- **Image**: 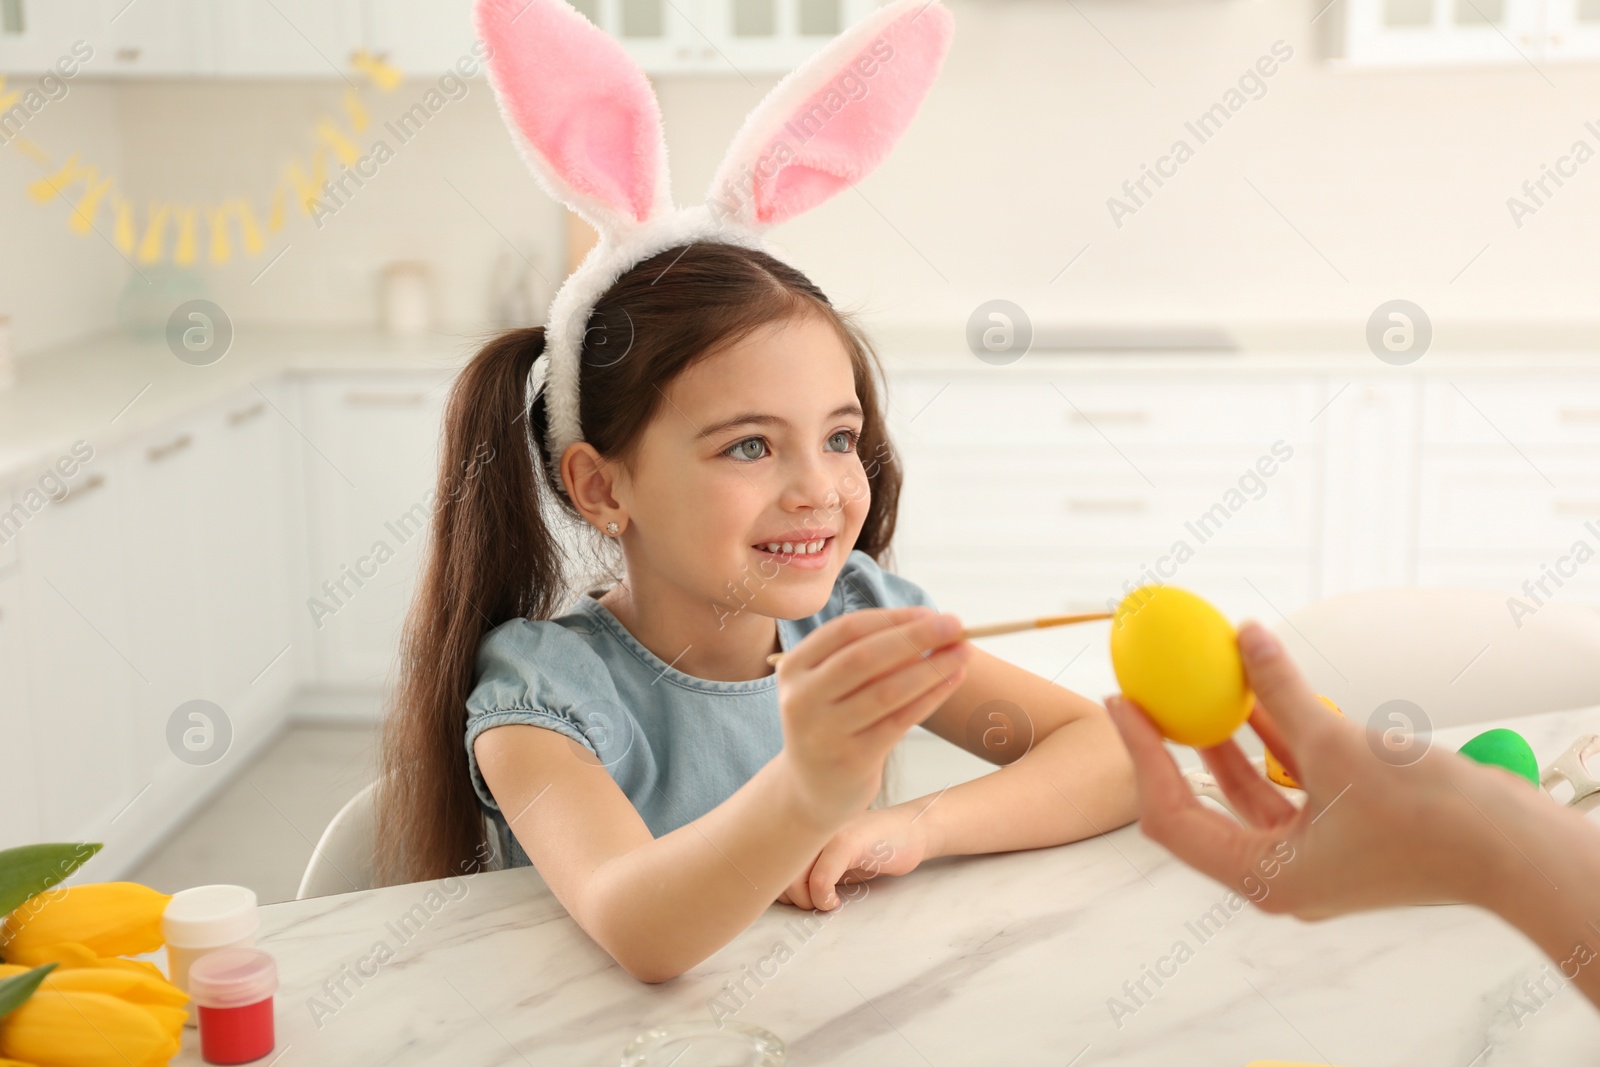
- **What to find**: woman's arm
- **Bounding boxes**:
[476,724,836,983]
[1107,620,1600,1010]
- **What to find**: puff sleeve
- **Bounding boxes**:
[462,617,633,813]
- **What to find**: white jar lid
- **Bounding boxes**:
[189,947,277,1008]
[162,884,260,948]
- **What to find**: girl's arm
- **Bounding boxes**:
[773,647,1138,911]
[474,605,974,983]
[904,647,1139,858]
[475,724,835,983]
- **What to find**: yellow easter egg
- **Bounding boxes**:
[1264,695,1343,788]
[1110,585,1253,748]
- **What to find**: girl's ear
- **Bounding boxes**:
[707,0,954,230]
[475,0,672,236]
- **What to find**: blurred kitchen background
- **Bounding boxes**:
[3,0,1600,903]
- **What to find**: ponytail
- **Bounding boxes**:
[374,327,570,884]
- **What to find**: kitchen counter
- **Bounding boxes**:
[7,321,1600,484]
[169,704,1600,1066]
[0,326,472,481]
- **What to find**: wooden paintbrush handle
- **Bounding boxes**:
[765,609,1113,667]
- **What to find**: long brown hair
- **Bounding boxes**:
[374,242,905,884]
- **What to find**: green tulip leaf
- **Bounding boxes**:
[0,963,57,1019]
[0,843,102,919]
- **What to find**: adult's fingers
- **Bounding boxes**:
[1236,622,1332,758]
[1105,696,1269,888]
[781,606,933,673]
[1247,701,1303,786]
[1198,738,1297,830]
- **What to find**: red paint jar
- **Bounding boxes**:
[188,947,279,1065]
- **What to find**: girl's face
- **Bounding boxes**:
[622,312,871,624]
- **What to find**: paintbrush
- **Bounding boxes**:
[764,610,1114,667]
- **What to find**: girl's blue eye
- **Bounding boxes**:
[726,437,768,462]
[722,430,859,463]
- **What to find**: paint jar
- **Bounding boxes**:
[163,884,260,1028]
[622,1021,785,1066]
[189,947,278,1065]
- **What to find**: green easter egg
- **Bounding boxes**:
[1457,728,1540,786]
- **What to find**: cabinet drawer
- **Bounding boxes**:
[890,377,1324,450]
[1418,456,1600,551]
[1423,379,1600,447]
[898,449,1316,552]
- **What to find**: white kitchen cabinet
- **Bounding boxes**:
[566,0,876,74]
[0,0,209,76]
[201,387,298,729]
[0,564,39,851]
[366,0,477,75]
[0,0,99,75]
[17,451,142,844]
[120,409,226,788]
[102,0,214,77]
[1325,0,1600,64]
[301,373,451,687]
[209,0,365,78]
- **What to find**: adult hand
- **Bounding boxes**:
[1104,620,1534,918]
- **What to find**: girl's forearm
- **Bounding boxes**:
[916,711,1138,860]
[583,752,836,982]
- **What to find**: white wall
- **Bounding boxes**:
[0,79,126,355]
[7,0,1600,358]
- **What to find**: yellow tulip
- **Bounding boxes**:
[0,885,170,965]
[2,942,164,980]
[0,989,183,1067]
[0,965,187,1011]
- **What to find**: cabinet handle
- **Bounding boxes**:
[1558,408,1600,424]
[344,391,427,407]
[147,433,194,463]
[228,401,266,426]
[1067,410,1149,426]
[56,473,105,505]
[1553,501,1600,517]
[1065,498,1149,514]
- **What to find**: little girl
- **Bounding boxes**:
[375,0,1137,983]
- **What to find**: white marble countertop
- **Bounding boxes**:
[7,321,1600,484]
[169,705,1600,1067]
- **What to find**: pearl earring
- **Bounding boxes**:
[605,521,619,536]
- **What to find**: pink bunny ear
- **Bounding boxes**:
[707,0,953,229]
[475,0,671,235]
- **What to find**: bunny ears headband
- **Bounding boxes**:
[473,0,955,488]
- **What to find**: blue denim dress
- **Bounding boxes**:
[463,549,938,869]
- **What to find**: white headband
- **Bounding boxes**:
[474,0,955,490]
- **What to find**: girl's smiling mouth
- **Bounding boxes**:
[752,535,834,570]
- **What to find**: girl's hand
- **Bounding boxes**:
[775,805,929,911]
[774,606,971,830]
[1105,620,1537,919]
